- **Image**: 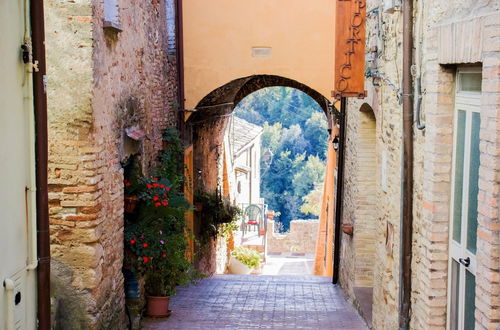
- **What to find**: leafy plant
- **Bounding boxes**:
[231,246,261,269]
[195,190,241,243]
[123,127,199,297]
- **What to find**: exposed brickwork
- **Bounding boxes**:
[341,1,500,329]
[45,0,178,327]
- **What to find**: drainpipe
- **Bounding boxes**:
[332,98,346,284]
[399,0,414,329]
[30,0,51,329]
[175,0,186,139]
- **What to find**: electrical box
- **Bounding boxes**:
[383,0,401,13]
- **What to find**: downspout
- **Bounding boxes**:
[332,98,346,284]
[175,0,186,139]
[399,0,414,329]
[29,1,51,329]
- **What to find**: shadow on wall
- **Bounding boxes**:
[50,260,93,330]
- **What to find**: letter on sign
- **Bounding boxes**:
[333,0,367,99]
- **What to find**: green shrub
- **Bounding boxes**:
[231,246,261,269]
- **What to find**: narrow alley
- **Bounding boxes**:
[143,275,367,330]
[2,0,500,329]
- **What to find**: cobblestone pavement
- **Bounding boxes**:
[142,275,368,330]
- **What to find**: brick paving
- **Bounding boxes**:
[142,275,368,329]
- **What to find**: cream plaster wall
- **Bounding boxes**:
[182,0,335,109]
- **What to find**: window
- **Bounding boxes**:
[166,0,176,55]
[448,67,482,330]
[104,0,121,31]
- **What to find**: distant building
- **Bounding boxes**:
[224,116,263,206]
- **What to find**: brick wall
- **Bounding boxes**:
[46,0,178,327]
[340,1,500,329]
[266,220,319,254]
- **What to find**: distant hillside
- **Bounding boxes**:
[234,87,328,231]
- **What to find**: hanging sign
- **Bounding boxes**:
[333,0,367,99]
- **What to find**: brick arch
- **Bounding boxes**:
[188,75,329,123]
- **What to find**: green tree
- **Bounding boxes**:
[293,155,325,198]
[303,112,329,159]
[300,184,323,217]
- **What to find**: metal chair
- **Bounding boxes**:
[242,204,263,237]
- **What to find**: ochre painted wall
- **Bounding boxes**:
[182,0,335,109]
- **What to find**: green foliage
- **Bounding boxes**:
[234,87,328,231]
[293,155,326,197]
[231,246,261,269]
[123,128,198,297]
[300,184,323,217]
[195,190,242,243]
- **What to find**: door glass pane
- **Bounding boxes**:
[467,112,480,254]
[459,73,482,92]
[453,110,466,243]
[464,270,476,330]
[450,260,461,330]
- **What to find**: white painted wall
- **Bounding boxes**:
[0,0,38,328]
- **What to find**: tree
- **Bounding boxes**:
[293,155,325,198]
[300,184,323,217]
[303,112,329,159]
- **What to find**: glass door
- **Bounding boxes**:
[448,68,482,330]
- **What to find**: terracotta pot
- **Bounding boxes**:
[146,296,171,317]
[124,195,139,213]
[228,256,252,275]
[162,140,171,150]
[342,223,354,236]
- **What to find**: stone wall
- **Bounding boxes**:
[340,1,500,329]
[266,220,319,254]
[45,0,178,327]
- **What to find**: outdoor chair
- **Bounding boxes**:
[242,204,263,237]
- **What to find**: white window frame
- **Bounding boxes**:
[446,66,482,330]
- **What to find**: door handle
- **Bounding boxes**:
[459,257,470,267]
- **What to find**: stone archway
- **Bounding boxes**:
[186,74,330,274]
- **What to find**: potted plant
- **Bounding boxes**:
[124,175,197,317]
[195,190,241,244]
[124,179,141,213]
[228,246,261,275]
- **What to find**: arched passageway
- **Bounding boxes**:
[185,75,332,274]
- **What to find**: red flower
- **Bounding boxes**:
[153,195,159,201]
[147,184,152,189]
[155,202,162,207]
[143,256,149,263]
[166,187,171,191]
[153,183,159,188]
[162,253,167,258]
[143,243,148,248]
[130,239,136,244]
[125,181,131,187]
[162,200,168,206]
[160,184,165,188]
[153,177,159,181]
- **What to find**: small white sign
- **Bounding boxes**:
[252,47,272,58]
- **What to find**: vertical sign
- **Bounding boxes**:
[333,0,367,99]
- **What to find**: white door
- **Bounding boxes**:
[448,68,482,330]
[0,0,38,329]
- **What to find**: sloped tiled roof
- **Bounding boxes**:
[232,116,263,154]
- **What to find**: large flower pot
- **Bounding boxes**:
[124,195,139,214]
[228,256,252,275]
[146,296,171,317]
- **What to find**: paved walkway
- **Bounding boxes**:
[143,275,368,330]
[261,254,315,276]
